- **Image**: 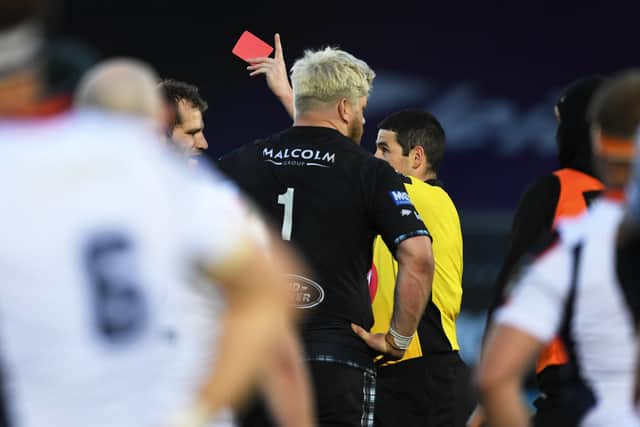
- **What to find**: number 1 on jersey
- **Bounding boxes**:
[277,187,295,241]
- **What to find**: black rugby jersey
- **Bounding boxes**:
[218,126,429,367]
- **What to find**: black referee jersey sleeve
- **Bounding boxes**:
[364,160,431,253]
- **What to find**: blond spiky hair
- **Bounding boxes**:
[290,46,375,113]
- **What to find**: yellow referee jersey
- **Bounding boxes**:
[370,176,463,362]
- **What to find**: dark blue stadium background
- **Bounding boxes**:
[53,0,638,364]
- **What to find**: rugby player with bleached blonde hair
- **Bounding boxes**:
[219,45,434,427]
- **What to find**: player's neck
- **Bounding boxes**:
[294,114,344,134]
[413,168,436,183]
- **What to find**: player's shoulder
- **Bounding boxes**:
[511,230,574,291]
[406,176,449,198]
[557,197,624,243]
[171,153,234,191]
[531,173,562,188]
[217,132,287,170]
[520,174,561,200]
[0,109,159,166]
[218,139,261,160]
[355,149,400,176]
[508,174,562,219]
[406,176,458,211]
[0,110,73,152]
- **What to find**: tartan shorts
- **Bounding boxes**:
[307,355,376,427]
[237,355,376,427]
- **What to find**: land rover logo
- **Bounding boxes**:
[287,274,325,309]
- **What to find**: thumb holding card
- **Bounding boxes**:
[240,32,293,118]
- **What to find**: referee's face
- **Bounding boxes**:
[375,129,411,176]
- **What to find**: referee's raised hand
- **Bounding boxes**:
[246,33,294,117]
[351,323,405,361]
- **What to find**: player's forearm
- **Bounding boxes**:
[262,325,315,427]
[279,90,294,119]
[198,297,289,418]
[391,267,431,335]
[391,238,434,336]
[477,325,542,427]
[480,381,529,427]
[193,243,294,422]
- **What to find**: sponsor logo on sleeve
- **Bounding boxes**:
[287,274,325,309]
[389,191,413,206]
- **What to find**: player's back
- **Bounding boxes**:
[564,198,637,425]
[0,111,221,427]
[218,126,428,367]
[498,195,638,426]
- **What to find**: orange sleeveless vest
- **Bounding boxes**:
[535,169,604,374]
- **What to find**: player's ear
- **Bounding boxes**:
[412,145,426,169]
[161,103,176,137]
[337,98,350,123]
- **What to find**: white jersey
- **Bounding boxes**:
[0,111,251,427]
[496,197,639,427]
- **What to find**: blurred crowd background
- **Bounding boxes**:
[45,0,638,366]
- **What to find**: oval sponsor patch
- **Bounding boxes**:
[287,274,325,309]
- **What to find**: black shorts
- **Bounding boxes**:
[375,352,473,427]
[237,358,376,427]
[532,365,597,427]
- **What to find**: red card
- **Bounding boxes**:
[232,31,274,63]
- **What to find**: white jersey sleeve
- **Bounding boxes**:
[494,242,574,343]
[180,166,256,269]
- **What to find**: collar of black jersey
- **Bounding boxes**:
[286,126,346,138]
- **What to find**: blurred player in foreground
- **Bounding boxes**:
[468,76,606,427]
[0,6,301,427]
[73,58,315,427]
[477,70,640,427]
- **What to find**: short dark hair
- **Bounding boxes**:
[377,109,446,174]
[158,78,208,124]
[588,69,640,139]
